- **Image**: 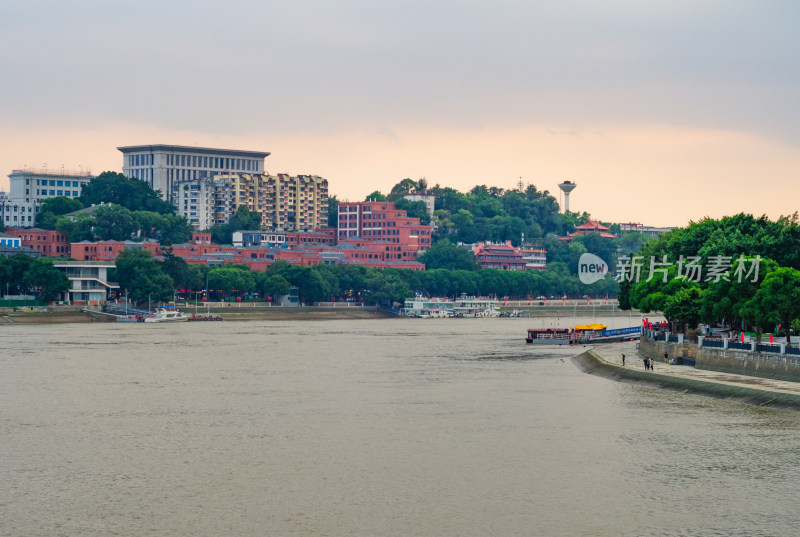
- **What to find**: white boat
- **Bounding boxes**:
[452,295,499,317]
[144,308,190,323]
[401,297,455,318]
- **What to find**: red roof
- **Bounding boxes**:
[574,220,610,231]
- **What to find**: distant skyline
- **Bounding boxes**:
[2,1,798,227]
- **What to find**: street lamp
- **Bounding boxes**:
[148,292,153,313]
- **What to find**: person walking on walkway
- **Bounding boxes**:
[622,353,626,366]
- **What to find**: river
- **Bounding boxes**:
[3,317,800,536]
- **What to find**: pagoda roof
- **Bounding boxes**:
[574,220,611,231]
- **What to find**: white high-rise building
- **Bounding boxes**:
[118,144,270,201]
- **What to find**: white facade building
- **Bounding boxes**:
[54,260,120,305]
[0,194,37,227]
[1,168,95,227]
[520,248,547,270]
[172,178,217,230]
[118,144,270,201]
[232,230,287,247]
[8,169,94,203]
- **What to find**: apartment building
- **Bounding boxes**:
[172,172,329,232]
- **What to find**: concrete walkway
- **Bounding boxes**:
[590,341,800,397]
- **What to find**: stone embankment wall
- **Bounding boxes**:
[640,337,800,383]
[572,350,800,411]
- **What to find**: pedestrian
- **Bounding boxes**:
[622,353,626,366]
[643,357,648,370]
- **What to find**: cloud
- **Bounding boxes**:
[5,120,797,229]
[1,1,799,229]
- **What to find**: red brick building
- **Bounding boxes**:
[337,201,432,256]
[5,228,71,257]
[285,227,336,247]
[70,240,161,261]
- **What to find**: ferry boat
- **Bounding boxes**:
[525,324,641,344]
[526,328,573,344]
[144,307,190,323]
[400,294,500,318]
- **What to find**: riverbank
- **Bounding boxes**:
[0,306,394,324]
[572,343,800,411]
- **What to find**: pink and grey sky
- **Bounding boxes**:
[2,1,798,227]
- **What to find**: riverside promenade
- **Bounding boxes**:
[574,342,800,411]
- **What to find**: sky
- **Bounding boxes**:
[1,0,799,227]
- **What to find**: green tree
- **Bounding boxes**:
[229,206,262,231]
[394,198,431,225]
[93,204,138,241]
[23,258,69,302]
[699,257,778,332]
[417,240,479,271]
[161,249,204,292]
[2,253,33,295]
[364,190,387,202]
[387,178,417,201]
[327,195,339,228]
[363,271,411,305]
[742,267,800,345]
[155,213,193,244]
[114,248,174,305]
[208,206,263,244]
[663,286,703,331]
[39,196,84,215]
[0,256,13,295]
[55,213,96,242]
[79,171,175,214]
[208,267,256,299]
[259,274,291,299]
[35,196,84,229]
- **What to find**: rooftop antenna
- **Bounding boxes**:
[558,180,577,213]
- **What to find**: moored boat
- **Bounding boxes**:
[526,328,573,344]
[144,307,190,323]
[525,324,642,344]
